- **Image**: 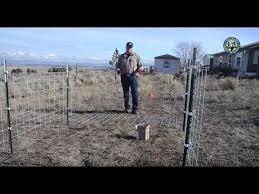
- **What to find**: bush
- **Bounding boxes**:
[209,66,237,78]
[27,68,37,73]
[48,67,66,72]
[11,68,23,74]
[220,78,237,90]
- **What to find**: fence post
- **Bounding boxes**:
[182,48,197,167]
[183,59,190,131]
[3,59,13,154]
[66,64,70,126]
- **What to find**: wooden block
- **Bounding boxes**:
[135,124,150,140]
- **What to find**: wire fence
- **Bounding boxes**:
[1,49,208,167]
[186,66,208,166]
[0,63,67,153]
[182,48,208,167]
[68,68,178,130]
[1,62,178,154]
[0,79,8,152]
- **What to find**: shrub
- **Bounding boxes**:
[48,67,66,72]
[209,66,237,78]
[220,78,237,90]
[27,68,38,73]
[11,68,23,74]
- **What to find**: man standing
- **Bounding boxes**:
[116,42,142,115]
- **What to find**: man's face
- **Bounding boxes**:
[126,46,133,53]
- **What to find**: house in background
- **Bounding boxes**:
[154,54,181,74]
[203,41,259,77]
[203,54,214,71]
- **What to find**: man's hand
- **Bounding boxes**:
[135,66,143,77]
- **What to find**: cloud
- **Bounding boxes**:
[48,53,56,57]
[16,51,26,56]
[44,53,56,59]
[0,50,35,59]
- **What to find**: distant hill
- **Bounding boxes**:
[0,59,111,68]
[0,56,154,69]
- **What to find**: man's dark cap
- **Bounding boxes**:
[126,42,133,48]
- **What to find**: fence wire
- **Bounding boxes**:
[185,65,208,166]
[0,70,67,153]
[1,65,179,154]
[68,68,177,130]
[0,79,8,152]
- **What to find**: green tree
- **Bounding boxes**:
[111,48,120,67]
[111,48,120,79]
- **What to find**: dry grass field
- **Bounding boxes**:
[0,65,258,166]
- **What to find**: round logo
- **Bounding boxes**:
[223,37,240,54]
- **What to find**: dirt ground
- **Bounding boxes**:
[0,112,184,166]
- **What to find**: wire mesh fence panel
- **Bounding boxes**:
[0,70,67,153]
[68,67,178,130]
[1,63,185,166]
[184,65,208,167]
[0,79,8,152]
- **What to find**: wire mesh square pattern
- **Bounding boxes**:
[184,65,208,167]
[0,70,67,153]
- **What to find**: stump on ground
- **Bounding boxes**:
[135,124,150,140]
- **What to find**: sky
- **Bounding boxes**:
[0,27,259,65]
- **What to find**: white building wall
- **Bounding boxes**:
[154,59,163,72]
[154,58,180,74]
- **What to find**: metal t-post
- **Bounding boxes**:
[66,65,70,126]
[183,59,190,131]
[3,59,13,154]
[182,48,196,167]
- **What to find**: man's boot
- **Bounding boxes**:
[125,105,131,113]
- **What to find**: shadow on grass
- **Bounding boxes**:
[71,110,125,114]
[114,134,136,140]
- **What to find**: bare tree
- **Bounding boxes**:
[174,41,205,68]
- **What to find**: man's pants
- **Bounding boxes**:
[121,74,139,111]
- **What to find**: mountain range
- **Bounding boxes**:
[0,52,154,68]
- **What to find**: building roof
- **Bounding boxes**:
[211,41,259,56]
[154,54,180,60]
[204,54,214,58]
